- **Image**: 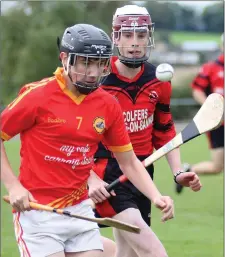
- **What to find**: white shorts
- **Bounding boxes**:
[13,199,103,257]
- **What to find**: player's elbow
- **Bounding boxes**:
[118,155,140,177]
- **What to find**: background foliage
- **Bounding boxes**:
[1,1,223,105]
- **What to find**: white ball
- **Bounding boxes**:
[156,63,174,82]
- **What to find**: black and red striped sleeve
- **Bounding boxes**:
[191,63,211,93]
[152,82,176,150]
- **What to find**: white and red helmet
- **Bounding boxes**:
[112,5,154,68]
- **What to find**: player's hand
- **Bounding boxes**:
[8,182,37,212]
[153,196,174,222]
[88,170,116,204]
[176,172,202,191]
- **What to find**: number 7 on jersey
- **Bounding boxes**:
[76,117,83,129]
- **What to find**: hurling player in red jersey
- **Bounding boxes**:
[1,23,175,257]
[176,33,224,194]
[89,5,202,257]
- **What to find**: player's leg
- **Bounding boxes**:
[64,200,103,256]
[91,158,117,257]
[14,199,103,257]
[113,208,168,257]
[96,198,144,257]
[176,126,224,193]
[105,187,166,257]
[93,211,116,257]
[190,126,224,174]
[48,252,65,257]
[113,228,138,257]
[94,180,136,257]
[64,228,103,257]
[95,159,160,256]
[112,192,151,257]
[65,250,102,257]
[100,236,116,257]
[13,211,65,257]
[191,147,224,174]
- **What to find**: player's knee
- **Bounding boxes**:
[213,161,224,173]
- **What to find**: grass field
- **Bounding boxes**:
[1,136,223,257]
[169,31,222,44]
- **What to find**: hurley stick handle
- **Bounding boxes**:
[3,195,58,212]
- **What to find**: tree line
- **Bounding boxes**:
[1,1,223,105]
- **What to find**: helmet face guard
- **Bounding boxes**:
[113,14,155,68]
[65,53,111,95]
[58,24,113,95]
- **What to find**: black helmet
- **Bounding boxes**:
[57,24,112,94]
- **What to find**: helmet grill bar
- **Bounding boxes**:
[67,53,111,78]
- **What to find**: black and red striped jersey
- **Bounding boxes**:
[191,54,224,96]
[95,56,176,158]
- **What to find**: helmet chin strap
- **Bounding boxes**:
[72,79,98,95]
[116,48,150,69]
[67,71,98,95]
[119,58,145,68]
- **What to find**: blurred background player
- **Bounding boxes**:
[88,5,202,257]
[176,33,224,194]
[1,23,175,257]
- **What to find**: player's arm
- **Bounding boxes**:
[113,150,161,200]
[191,64,210,105]
[113,150,174,222]
[165,148,182,174]
[151,83,182,175]
[165,148,200,191]
[1,141,19,192]
[152,83,201,190]
[1,86,40,211]
[1,141,36,212]
[88,169,116,204]
[192,89,207,105]
[152,82,176,150]
[152,82,181,172]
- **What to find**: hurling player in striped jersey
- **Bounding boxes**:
[176,33,224,194]
[89,5,202,257]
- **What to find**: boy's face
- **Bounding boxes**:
[114,29,150,59]
[70,56,110,83]
[61,53,110,85]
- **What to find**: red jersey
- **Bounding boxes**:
[191,54,224,127]
[1,67,132,208]
[191,54,224,96]
[95,56,176,157]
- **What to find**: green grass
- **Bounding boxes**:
[1,136,223,257]
[169,31,222,44]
